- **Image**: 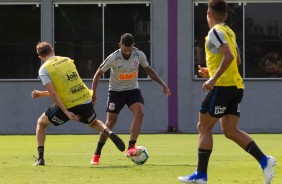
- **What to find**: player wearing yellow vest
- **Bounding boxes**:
[205,24,244,89]
[32,42,125,166]
[178,0,276,183]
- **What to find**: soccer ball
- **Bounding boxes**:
[130,146,149,165]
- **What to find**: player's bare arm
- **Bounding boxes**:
[91,68,104,104]
[45,82,80,121]
[202,43,233,90]
[144,66,171,96]
[31,90,50,98]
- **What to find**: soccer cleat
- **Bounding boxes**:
[108,132,125,152]
[33,156,45,166]
[262,156,276,184]
[90,155,100,165]
[178,171,207,184]
[125,146,143,158]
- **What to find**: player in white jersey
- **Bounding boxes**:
[90,33,171,165]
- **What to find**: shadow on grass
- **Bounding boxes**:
[89,163,196,169]
[36,163,196,168]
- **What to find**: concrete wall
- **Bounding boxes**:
[0,79,169,134]
[0,0,282,134]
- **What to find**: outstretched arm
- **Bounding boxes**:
[144,66,171,96]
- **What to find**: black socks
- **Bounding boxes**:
[38,146,44,159]
[245,141,265,163]
[94,142,105,155]
[197,149,212,173]
[128,140,136,149]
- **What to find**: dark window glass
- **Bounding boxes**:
[0,5,40,79]
[54,4,102,78]
[193,3,243,78]
[193,4,209,78]
[104,4,151,78]
[245,3,282,78]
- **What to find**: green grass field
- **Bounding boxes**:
[0,134,280,184]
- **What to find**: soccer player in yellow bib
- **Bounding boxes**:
[178,0,276,183]
[32,42,125,166]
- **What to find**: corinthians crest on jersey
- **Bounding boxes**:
[131,59,139,68]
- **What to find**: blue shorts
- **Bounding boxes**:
[200,86,243,118]
[107,89,144,114]
[45,102,97,126]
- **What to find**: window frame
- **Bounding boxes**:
[0,1,151,81]
[53,1,152,81]
[0,2,41,82]
[192,0,282,80]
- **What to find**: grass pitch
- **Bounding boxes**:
[0,134,280,184]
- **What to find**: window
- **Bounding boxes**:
[245,3,282,78]
[0,4,40,79]
[193,3,243,78]
[54,4,103,79]
[104,4,151,78]
[54,3,151,79]
[193,2,282,79]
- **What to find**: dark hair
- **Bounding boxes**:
[120,33,135,47]
[208,0,227,17]
[36,42,53,57]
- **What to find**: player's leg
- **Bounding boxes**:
[221,88,276,183]
[91,91,125,165]
[88,117,125,152]
[73,102,125,165]
[219,88,252,148]
[33,104,69,166]
[221,115,276,183]
[178,112,217,184]
[220,115,253,148]
[179,87,221,183]
[90,112,119,164]
[33,112,51,166]
[124,89,145,157]
[128,102,144,143]
[125,102,144,157]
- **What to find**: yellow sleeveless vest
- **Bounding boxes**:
[43,56,91,108]
[205,24,244,89]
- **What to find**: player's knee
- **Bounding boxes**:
[134,110,144,120]
[37,117,48,129]
[197,122,211,133]
[223,130,236,140]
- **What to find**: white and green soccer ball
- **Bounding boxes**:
[130,146,149,165]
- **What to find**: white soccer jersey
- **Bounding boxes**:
[100,48,149,91]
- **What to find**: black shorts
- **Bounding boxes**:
[200,86,243,118]
[107,89,144,114]
[45,102,97,126]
